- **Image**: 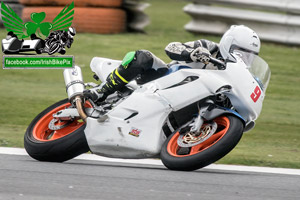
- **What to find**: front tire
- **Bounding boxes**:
[24,99,90,162]
[160,115,244,171]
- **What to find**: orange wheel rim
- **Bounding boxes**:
[32,101,91,142]
[167,116,230,157]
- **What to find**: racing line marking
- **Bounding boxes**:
[1,147,299,176]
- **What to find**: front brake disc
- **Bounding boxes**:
[177,121,217,147]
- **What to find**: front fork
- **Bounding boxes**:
[189,99,214,135]
[189,109,204,134]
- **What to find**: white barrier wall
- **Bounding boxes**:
[124,0,150,32]
[184,0,300,45]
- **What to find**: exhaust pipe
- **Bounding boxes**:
[63,65,85,101]
[63,66,87,122]
[74,95,87,122]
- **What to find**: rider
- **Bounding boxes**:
[44,27,76,55]
[85,25,261,104]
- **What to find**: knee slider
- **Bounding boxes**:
[121,51,136,68]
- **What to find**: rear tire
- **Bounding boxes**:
[160,115,244,171]
[24,99,90,162]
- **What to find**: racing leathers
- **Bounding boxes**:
[84,39,222,104]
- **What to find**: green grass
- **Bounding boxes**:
[0,0,300,168]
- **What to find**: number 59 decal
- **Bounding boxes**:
[250,86,261,102]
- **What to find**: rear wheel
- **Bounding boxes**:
[24,99,90,162]
[160,115,244,171]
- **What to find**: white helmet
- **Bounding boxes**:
[219,25,261,64]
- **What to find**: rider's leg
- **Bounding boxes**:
[116,50,168,84]
[84,50,168,104]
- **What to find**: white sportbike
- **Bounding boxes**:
[24,52,271,171]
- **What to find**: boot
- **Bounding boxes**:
[84,68,128,104]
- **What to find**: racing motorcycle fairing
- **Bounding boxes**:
[83,53,270,159]
[85,62,233,158]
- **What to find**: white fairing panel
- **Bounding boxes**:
[154,69,231,111]
[85,87,172,158]
[224,57,264,122]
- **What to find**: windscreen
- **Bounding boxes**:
[248,55,271,91]
[233,50,271,91]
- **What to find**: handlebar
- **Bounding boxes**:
[209,57,226,70]
[193,51,226,70]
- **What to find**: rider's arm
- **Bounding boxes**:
[165,39,219,62]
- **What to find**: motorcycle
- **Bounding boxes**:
[24,51,271,171]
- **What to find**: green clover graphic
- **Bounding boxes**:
[24,12,53,37]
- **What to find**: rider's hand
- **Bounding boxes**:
[190,47,211,64]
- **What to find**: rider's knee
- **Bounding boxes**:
[116,50,153,80]
[117,50,167,83]
[122,50,154,71]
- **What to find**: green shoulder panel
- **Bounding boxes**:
[121,51,136,68]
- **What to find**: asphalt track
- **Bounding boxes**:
[0,148,299,200]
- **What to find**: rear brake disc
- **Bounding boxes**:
[48,118,72,130]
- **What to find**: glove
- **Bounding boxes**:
[83,85,108,104]
[190,47,211,64]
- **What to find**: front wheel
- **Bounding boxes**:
[160,115,244,171]
[24,99,90,162]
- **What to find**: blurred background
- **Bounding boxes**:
[0,0,299,168]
